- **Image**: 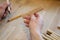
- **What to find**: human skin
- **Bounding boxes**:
[0,2,9,20]
[24,13,44,40]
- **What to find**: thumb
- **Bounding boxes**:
[30,15,36,21]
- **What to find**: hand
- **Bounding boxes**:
[0,2,10,20]
[24,13,43,32]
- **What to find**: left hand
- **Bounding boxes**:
[0,2,10,20]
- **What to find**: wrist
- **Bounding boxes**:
[29,28,41,34]
[29,28,43,40]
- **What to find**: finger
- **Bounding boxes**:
[30,15,36,21]
[24,19,30,24]
[23,15,31,20]
[3,14,7,17]
[34,13,41,22]
[34,13,40,18]
[37,14,43,20]
[34,13,39,17]
[25,24,29,27]
[0,6,3,8]
[37,14,44,26]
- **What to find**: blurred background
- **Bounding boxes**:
[0,0,60,40]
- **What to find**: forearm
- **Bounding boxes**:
[30,29,44,40]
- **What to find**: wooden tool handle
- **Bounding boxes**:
[7,7,43,22]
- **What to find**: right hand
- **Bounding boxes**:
[23,13,43,32]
